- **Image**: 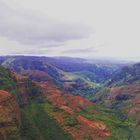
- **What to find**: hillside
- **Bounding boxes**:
[95,84,140,127]
[0,66,72,140]
[0,90,20,140]
[0,66,112,140]
[107,62,140,86]
[0,56,122,100]
[0,56,140,139]
[94,62,140,137]
[44,56,121,83]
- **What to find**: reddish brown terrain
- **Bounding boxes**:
[21,70,52,82]
[2,56,140,139]
[12,71,111,139]
[96,83,140,128]
[0,90,20,139]
[37,81,111,140]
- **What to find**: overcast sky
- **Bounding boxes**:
[0,0,140,60]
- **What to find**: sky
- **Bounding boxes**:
[0,0,140,61]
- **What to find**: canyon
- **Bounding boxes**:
[0,56,139,140]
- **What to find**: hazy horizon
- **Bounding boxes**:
[0,54,139,63]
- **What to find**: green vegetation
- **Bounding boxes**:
[20,102,72,140]
[64,116,79,127]
[0,66,72,140]
[0,67,16,90]
[79,105,140,140]
[0,56,140,139]
[0,66,22,103]
[43,102,79,128]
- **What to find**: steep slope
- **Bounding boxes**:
[0,57,140,139]
[0,67,20,140]
[0,56,75,89]
[0,66,112,140]
[0,66,17,91]
[0,64,119,139]
[0,66,72,140]
[38,81,140,140]
[12,73,73,140]
[0,90,20,140]
[95,84,140,127]
[45,56,120,83]
[94,62,140,139]
[0,56,122,100]
[107,62,140,86]
[35,81,111,140]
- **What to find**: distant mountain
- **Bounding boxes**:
[45,56,121,82]
[107,62,140,86]
[0,56,123,99]
[0,56,120,83]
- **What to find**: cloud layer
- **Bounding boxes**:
[0,0,92,47]
[0,0,140,60]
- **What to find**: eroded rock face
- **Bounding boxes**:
[96,84,140,128]
[21,70,52,82]
[0,65,111,140]
[0,90,20,140]
[37,82,111,140]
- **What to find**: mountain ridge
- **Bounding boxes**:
[0,56,140,139]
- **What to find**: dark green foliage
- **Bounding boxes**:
[20,102,72,140]
[64,116,79,127]
[79,105,140,140]
[24,79,42,98]
[0,66,21,102]
[0,66,16,90]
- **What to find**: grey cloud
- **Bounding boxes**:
[0,0,93,47]
[61,47,96,54]
[11,48,54,55]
